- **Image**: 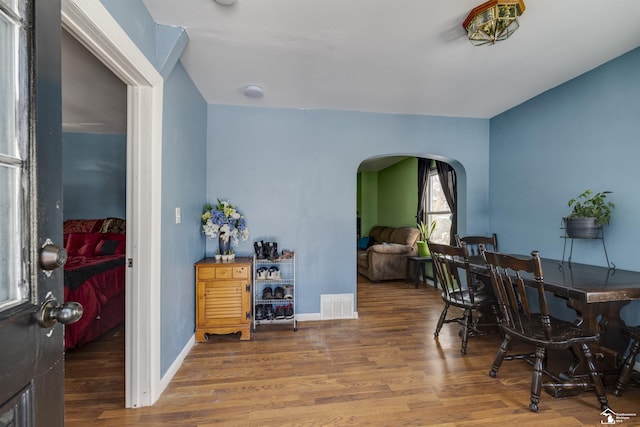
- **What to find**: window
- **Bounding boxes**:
[0,0,29,311]
[422,167,452,244]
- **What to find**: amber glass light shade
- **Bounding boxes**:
[462,0,526,46]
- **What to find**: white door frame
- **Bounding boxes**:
[61,0,163,408]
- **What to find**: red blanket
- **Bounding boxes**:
[63,254,126,349]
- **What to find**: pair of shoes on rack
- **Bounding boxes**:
[275,304,294,319]
[263,286,287,300]
[256,267,281,280]
[255,304,275,320]
[254,241,278,259]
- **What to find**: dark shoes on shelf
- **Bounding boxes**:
[255,303,293,321]
[254,240,278,259]
[262,286,287,300]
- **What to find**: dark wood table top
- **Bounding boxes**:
[468,256,640,304]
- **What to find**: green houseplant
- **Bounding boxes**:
[416,220,436,257]
[564,190,614,239]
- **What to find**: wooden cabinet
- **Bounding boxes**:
[195,257,252,341]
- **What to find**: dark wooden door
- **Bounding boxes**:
[0,1,72,425]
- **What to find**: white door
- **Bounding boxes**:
[0,1,78,425]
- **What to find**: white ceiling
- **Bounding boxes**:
[142,0,640,119]
[62,0,640,133]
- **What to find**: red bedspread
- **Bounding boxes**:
[63,254,126,349]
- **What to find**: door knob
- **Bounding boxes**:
[40,238,67,271]
[36,299,83,328]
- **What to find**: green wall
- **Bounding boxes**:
[358,171,378,237]
[378,157,417,227]
[358,157,418,236]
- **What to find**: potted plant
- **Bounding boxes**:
[564,189,614,239]
[416,220,436,257]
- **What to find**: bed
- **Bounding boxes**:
[63,218,126,349]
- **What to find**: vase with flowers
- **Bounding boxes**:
[202,199,250,255]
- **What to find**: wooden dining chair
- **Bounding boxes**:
[480,246,609,412]
[613,324,640,396]
[455,233,498,256]
[428,241,498,354]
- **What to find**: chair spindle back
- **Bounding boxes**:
[428,241,476,304]
[456,233,498,257]
[480,246,551,340]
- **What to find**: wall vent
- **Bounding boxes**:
[321,294,355,320]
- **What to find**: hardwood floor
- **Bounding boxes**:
[65,276,639,426]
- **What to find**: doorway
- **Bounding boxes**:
[61,0,164,408]
[61,23,127,405]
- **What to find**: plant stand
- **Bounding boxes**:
[560,223,614,270]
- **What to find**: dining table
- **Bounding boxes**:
[467,256,640,375]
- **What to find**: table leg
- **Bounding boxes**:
[566,298,632,376]
[405,259,411,284]
[415,260,422,288]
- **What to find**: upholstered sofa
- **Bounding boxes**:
[357,225,420,282]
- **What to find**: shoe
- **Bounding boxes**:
[256,267,268,280]
[254,241,265,259]
[264,304,274,320]
[280,250,294,259]
[274,287,284,299]
[265,242,278,259]
[283,285,293,299]
[284,304,294,319]
[255,304,264,320]
[275,305,285,319]
[267,266,281,280]
[262,287,273,300]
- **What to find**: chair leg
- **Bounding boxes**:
[489,334,511,378]
[434,303,449,338]
[529,346,546,412]
[460,308,471,354]
[580,343,609,411]
[614,338,640,397]
[490,304,504,338]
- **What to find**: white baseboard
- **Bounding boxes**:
[159,334,195,394]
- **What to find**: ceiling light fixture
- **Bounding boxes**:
[462,0,525,46]
[214,0,237,5]
[243,85,263,98]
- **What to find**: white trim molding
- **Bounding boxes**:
[61,0,164,408]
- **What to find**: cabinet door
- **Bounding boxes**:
[197,280,250,326]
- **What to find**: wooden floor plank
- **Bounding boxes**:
[65,276,640,426]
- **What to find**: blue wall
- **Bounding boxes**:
[160,62,207,374]
[207,106,490,313]
[100,0,156,66]
[490,47,640,325]
[100,0,208,377]
[62,132,126,220]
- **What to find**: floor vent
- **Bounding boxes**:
[321,294,355,320]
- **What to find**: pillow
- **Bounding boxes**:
[95,233,126,256]
[98,217,126,234]
[95,239,125,256]
[65,233,103,257]
[357,237,370,250]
